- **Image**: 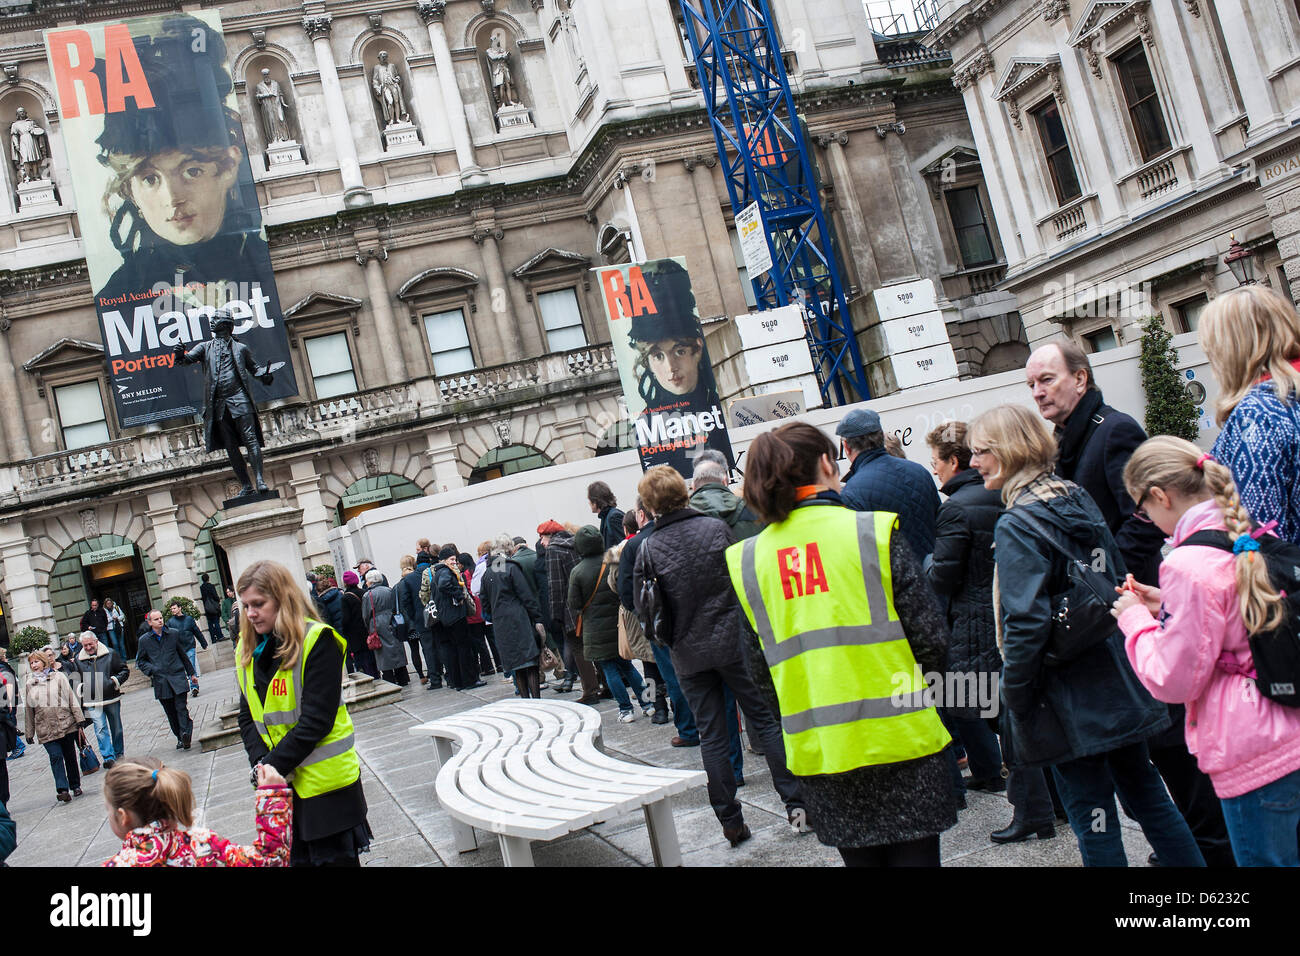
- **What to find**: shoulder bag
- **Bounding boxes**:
[575,563,607,639]
[366,600,382,651]
[1012,507,1120,667]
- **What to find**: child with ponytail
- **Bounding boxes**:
[103,757,292,866]
[1113,435,1300,866]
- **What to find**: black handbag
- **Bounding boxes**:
[77,729,100,774]
[1012,508,1121,667]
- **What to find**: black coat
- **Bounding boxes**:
[1054,398,1166,586]
[395,566,430,639]
[568,526,620,662]
[633,508,745,677]
[174,336,274,452]
[994,484,1170,768]
[927,469,1002,709]
[135,627,196,699]
[340,587,368,652]
[618,520,654,612]
[313,587,344,633]
[200,581,221,617]
[166,614,204,651]
[598,506,626,550]
[67,644,130,705]
[481,558,544,672]
[79,607,108,636]
[432,564,468,627]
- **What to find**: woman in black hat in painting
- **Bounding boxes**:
[92,15,269,309]
[628,260,731,476]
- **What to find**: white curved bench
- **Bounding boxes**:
[409,698,705,866]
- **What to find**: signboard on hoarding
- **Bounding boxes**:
[735,201,773,278]
[727,389,805,428]
[595,257,735,477]
[44,12,297,427]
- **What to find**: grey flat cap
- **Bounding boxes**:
[835,408,882,438]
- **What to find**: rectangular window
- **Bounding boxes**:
[303,332,357,399]
[730,228,759,309]
[1032,100,1083,205]
[53,380,110,450]
[945,187,997,267]
[1174,295,1208,334]
[536,289,588,352]
[1083,327,1119,353]
[1115,44,1172,162]
[424,308,475,375]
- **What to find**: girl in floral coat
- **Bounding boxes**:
[103,757,291,867]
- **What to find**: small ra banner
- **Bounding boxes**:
[595,257,735,478]
[44,12,298,428]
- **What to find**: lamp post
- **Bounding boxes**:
[1223,233,1256,286]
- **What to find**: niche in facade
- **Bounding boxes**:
[359,35,423,152]
[475,22,534,133]
[2,87,60,210]
[244,56,307,170]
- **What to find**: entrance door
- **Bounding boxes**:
[85,553,150,660]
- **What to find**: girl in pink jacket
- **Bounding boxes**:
[1113,436,1300,866]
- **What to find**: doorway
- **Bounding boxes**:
[85,553,150,660]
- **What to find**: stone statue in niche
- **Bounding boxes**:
[485,30,520,108]
[10,106,48,183]
[255,68,294,144]
[371,51,410,128]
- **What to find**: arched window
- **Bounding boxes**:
[469,445,553,485]
[336,474,425,526]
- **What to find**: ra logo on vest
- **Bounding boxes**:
[271,677,288,696]
[777,544,829,600]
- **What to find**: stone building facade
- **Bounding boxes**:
[0,0,1023,647]
[931,0,1300,352]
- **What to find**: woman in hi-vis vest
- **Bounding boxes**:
[726,422,957,867]
[235,560,372,866]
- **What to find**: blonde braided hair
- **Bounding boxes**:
[1123,436,1285,635]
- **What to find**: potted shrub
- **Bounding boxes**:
[163,595,203,622]
[9,625,53,682]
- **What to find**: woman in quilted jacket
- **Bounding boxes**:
[1115,436,1300,866]
[104,757,291,867]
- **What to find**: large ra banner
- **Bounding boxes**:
[44,11,297,427]
[595,257,735,478]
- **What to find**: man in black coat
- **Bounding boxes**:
[1026,340,1235,867]
[397,555,439,688]
[79,599,108,641]
[199,574,225,643]
[135,609,196,749]
[167,602,206,697]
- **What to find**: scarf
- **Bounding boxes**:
[30,669,50,684]
[991,473,1077,651]
[1054,389,1105,481]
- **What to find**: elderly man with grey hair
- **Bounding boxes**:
[689,450,762,540]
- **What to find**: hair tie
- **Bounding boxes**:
[1195,453,1215,470]
[1233,534,1261,555]
[151,769,159,782]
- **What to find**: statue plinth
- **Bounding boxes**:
[16,178,57,209]
[211,496,311,599]
[265,140,306,170]
[496,103,533,132]
[382,120,421,151]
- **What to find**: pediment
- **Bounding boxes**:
[23,337,104,372]
[396,267,481,301]
[512,248,590,281]
[993,55,1060,101]
[1068,0,1146,48]
[921,145,983,178]
[283,292,363,320]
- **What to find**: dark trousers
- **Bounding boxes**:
[675,657,803,829]
[436,618,479,689]
[43,734,81,792]
[515,665,541,699]
[1007,767,1055,825]
[1052,741,1205,867]
[351,645,379,679]
[839,834,940,867]
[1149,710,1237,867]
[469,621,498,674]
[158,693,193,742]
[404,638,425,679]
[204,613,225,643]
[650,643,698,741]
[564,632,600,697]
[381,666,410,686]
[418,629,443,686]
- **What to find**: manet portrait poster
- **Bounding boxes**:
[596,257,735,478]
[44,11,297,428]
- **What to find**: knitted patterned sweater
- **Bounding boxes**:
[1211,379,1300,544]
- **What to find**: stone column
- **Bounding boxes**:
[289,458,334,569]
[304,14,370,206]
[531,0,576,121]
[616,171,648,263]
[0,318,32,461]
[0,518,50,632]
[552,408,590,462]
[425,426,466,493]
[357,248,411,385]
[475,227,539,362]
[817,131,880,293]
[417,0,488,186]
[146,489,198,598]
[684,155,738,319]
[570,0,627,105]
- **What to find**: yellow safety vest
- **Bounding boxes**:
[726,502,950,776]
[236,619,359,799]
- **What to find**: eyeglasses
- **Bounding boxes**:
[969,446,991,459]
[1133,489,1153,524]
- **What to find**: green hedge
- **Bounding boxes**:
[1139,315,1199,442]
[164,595,202,621]
[11,625,52,655]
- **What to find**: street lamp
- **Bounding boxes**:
[1223,233,1256,286]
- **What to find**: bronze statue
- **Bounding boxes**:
[172,310,280,499]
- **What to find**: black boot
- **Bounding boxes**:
[991,820,1056,843]
[247,443,269,493]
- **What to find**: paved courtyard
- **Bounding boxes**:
[4,667,1163,867]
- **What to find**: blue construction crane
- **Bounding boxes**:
[679,0,871,405]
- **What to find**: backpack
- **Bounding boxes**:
[422,567,440,628]
[633,535,675,647]
[1179,530,1300,707]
